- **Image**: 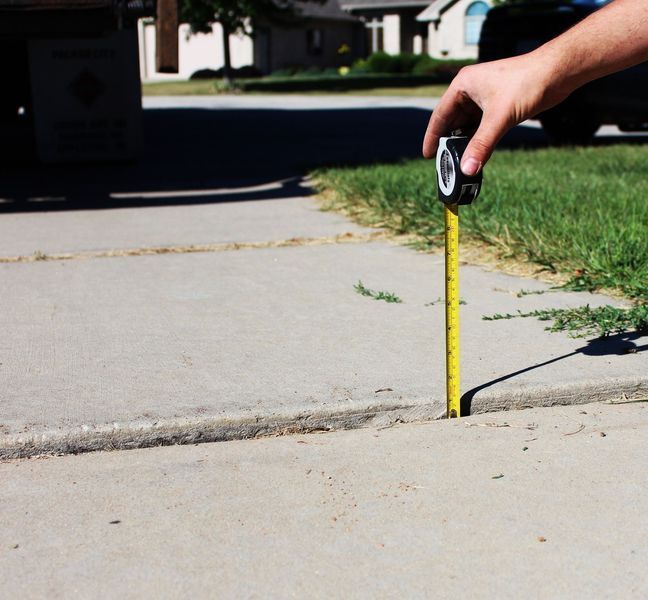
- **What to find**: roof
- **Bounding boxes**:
[299,0,360,21]
[416,0,460,21]
[340,0,431,11]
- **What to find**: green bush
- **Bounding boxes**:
[361,52,419,74]
[350,58,369,73]
[189,65,262,79]
[269,66,303,78]
[412,56,473,76]
[363,51,395,73]
[352,52,474,76]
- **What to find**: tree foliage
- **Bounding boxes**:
[180,0,320,36]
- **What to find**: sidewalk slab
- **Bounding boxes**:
[2,402,647,598]
[0,194,373,257]
[1,241,645,457]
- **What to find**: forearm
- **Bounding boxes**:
[536,0,648,97]
[422,0,648,171]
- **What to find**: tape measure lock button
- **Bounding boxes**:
[436,135,482,205]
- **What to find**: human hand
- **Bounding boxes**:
[422,53,568,175]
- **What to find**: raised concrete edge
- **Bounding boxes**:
[2,376,646,460]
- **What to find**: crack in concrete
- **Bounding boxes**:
[0,231,391,264]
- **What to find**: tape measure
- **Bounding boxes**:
[436,133,482,418]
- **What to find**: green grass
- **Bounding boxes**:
[142,79,448,97]
[315,145,648,336]
[142,79,229,96]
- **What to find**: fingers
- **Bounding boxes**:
[422,88,464,159]
[422,74,512,175]
[421,114,441,160]
[422,107,446,159]
[422,85,481,159]
[460,107,511,175]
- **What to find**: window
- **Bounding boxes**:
[465,1,489,46]
[307,29,324,55]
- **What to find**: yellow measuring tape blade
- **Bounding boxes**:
[445,204,460,418]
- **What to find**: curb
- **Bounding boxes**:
[2,377,647,460]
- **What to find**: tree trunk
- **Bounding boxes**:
[222,22,233,85]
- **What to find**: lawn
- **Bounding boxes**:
[314,145,648,335]
[142,79,221,96]
[142,79,448,97]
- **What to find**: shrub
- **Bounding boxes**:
[189,65,262,79]
[364,51,400,73]
[354,52,474,76]
[412,56,474,76]
[268,66,303,78]
[350,58,369,73]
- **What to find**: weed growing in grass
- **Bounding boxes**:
[483,304,648,338]
[354,280,402,303]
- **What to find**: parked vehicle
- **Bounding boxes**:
[478,0,648,144]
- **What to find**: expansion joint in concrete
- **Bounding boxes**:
[0,230,390,264]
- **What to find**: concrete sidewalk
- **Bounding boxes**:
[1,97,646,458]
[1,201,646,457]
[2,401,647,598]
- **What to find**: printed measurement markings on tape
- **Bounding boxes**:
[435,132,483,418]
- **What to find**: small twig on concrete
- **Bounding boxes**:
[563,423,586,436]
[465,421,537,430]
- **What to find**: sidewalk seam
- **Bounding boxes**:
[0,231,390,264]
[2,377,646,460]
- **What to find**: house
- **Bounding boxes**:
[138,0,491,81]
[339,1,431,55]
[253,1,364,75]
[139,1,363,80]
[417,0,491,59]
[341,0,491,59]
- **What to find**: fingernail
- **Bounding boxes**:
[461,157,481,176]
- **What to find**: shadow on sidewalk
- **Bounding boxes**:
[0,107,554,213]
[460,331,648,415]
[2,106,645,214]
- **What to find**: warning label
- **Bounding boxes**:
[28,30,142,163]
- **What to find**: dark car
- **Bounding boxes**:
[478,0,648,144]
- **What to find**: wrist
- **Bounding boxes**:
[529,44,581,106]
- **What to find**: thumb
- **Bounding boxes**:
[461,109,510,176]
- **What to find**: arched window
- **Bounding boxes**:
[465,1,489,46]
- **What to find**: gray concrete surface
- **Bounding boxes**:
[2,240,646,457]
[0,193,370,256]
[1,96,646,457]
[2,401,647,599]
